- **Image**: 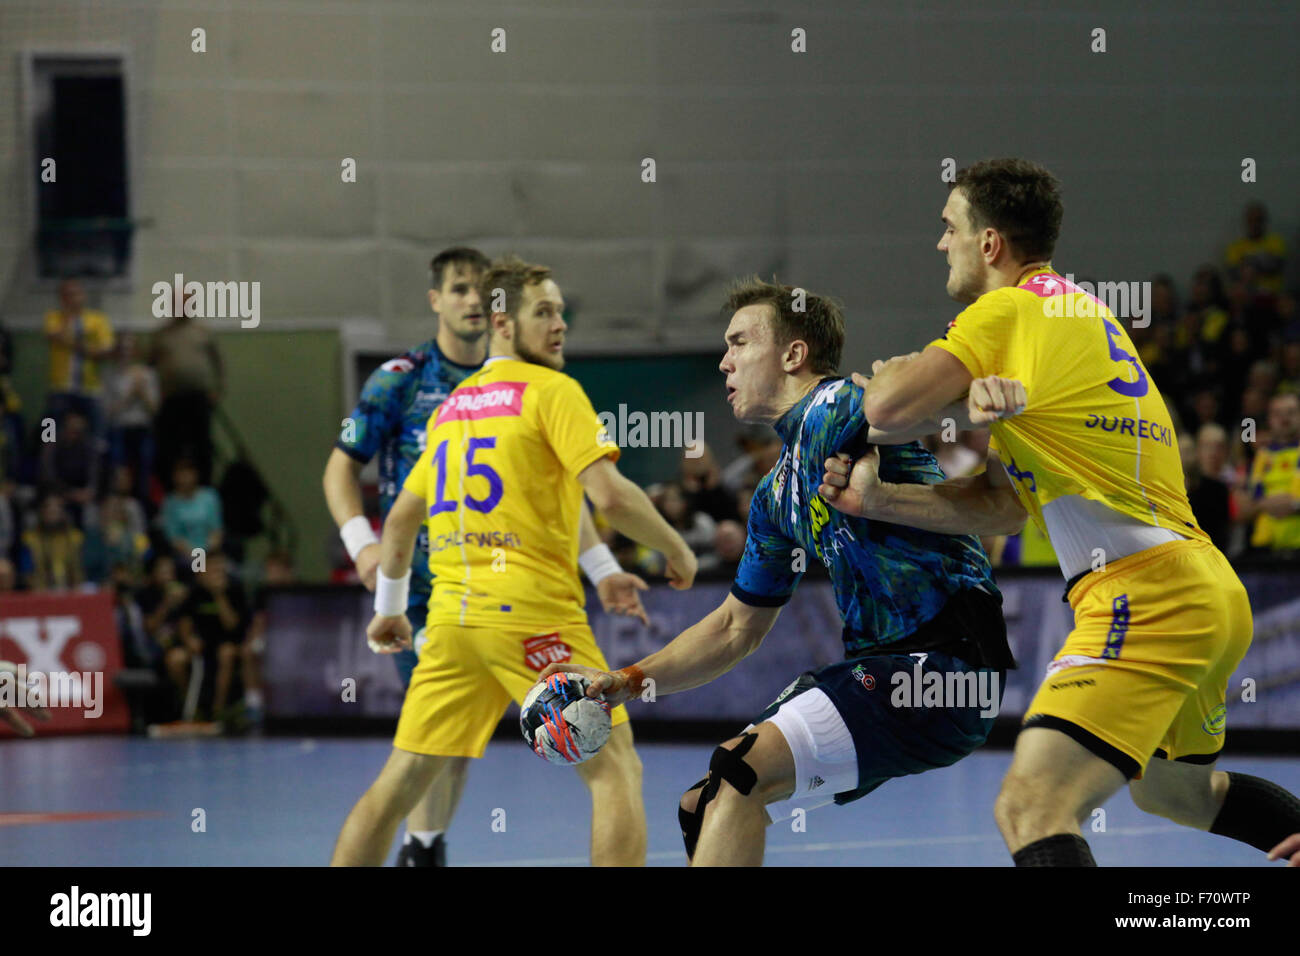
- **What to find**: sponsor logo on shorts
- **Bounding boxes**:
[1048,676,1097,691]
[1102,594,1130,660]
[522,633,572,672]
[1202,704,1227,736]
[851,664,876,690]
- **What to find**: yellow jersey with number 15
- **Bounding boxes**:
[402,356,620,629]
[928,267,1209,545]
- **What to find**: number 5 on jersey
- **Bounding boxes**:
[428,438,504,515]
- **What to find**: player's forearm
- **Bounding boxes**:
[868,398,971,445]
[378,506,422,579]
[627,604,761,697]
[600,474,691,563]
[322,449,366,527]
[858,474,1027,536]
[578,501,600,552]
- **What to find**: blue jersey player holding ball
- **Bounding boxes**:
[543,277,1027,865]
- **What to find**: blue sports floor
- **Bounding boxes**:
[1,736,1296,866]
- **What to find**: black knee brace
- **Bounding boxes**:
[1210,772,1300,853]
[678,733,759,859]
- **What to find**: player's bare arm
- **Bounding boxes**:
[866,371,1027,444]
[539,593,781,704]
[322,447,380,590]
[579,499,650,625]
[863,350,1025,437]
[820,449,1027,536]
[578,456,698,590]
[365,486,424,653]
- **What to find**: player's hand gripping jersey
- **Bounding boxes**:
[731,377,997,656]
[404,357,620,629]
[929,268,1208,544]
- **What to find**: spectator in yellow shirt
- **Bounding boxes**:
[1225,202,1287,296]
[1239,392,1300,553]
[44,279,115,446]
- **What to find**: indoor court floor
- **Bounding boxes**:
[1,736,1295,866]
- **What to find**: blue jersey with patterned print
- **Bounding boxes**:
[336,340,480,602]
[730,377,997,657]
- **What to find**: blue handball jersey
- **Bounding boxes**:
[336,340,480,600]
[731,377,997,657]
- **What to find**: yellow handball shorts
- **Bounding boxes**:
[393,621,630,758]
[1023,538,1252,778]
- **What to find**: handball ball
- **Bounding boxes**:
[520,672,612,765]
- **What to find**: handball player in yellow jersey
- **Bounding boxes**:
[821,158,1300,866]
[331,257,697,866]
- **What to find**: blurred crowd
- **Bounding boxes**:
[0,280,289,730]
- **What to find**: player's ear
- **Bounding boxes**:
[783,339,810,373]
[427,288,439,313]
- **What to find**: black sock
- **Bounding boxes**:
[1012,833,1097,867]
[1209,772,1300,853]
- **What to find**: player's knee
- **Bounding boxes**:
[707,733,764,804]
[994,773,1038,830]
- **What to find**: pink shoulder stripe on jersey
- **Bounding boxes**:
[435,381,528,425]
[1019,272,1108,313]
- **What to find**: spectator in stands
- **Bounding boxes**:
[678,444,738,524]
[1239,392,1300,555]
[0,479,14,566]
[654,481,718,571]
[721,424,782,494]
[1186,265,1232,345]
[104,332,159,508]
[0,315,22,483]
[244,550,295,728]
[1219,324,1259,423]
[43,279,115,447]
[39,410,98,527]
[713,519,747,567]
[177,550,251,722]
[1183,387,1223,434]
[1184,425,1232,551]
[138,553,189,674]
[0,557,14,593]
[98,465,150,580]
[1226,201,1287,297]
[151,289,223,487]
[1277,338,1300,398]
[160,457,223,569]
[20,493,84,591]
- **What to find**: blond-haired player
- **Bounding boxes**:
[330,256,697,866]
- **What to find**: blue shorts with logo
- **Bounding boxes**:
[755,650,1006,804]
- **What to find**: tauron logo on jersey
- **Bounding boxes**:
[523,633,572,672]
[435,382,527,425]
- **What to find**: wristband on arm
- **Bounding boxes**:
[374,569,410,616]
[340,515,379,562]
[578,543,621,584]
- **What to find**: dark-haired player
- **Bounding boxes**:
[545,277,1022,866]
[822,157,1300,865]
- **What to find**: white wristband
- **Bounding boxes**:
[374,569,411,616]
[340,515,380,562]
[579,544,621,584]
